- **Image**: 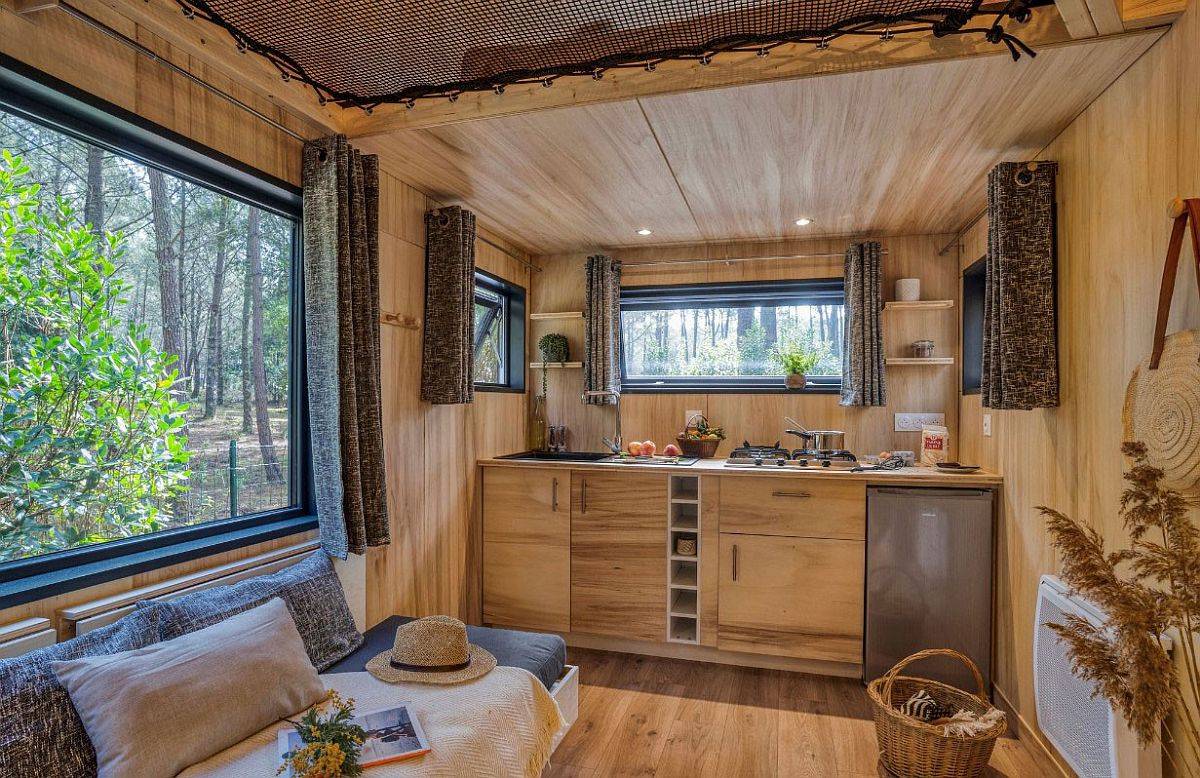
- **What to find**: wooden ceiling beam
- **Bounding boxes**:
[344,8,1087,136]
[1054,0,1100,36]
[1121,0,1189,27]
[71,0,344,134]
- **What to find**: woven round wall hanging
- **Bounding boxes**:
[1123,198,1200,494]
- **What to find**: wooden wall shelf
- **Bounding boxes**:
[886,357,955,366]
[530,311,584,321]
[529,361,583,369]
[884,300,955,311]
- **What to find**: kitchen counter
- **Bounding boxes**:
[477,455,1002,487]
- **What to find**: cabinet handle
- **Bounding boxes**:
[771,490,813,499]
[581,479,587,513]
[732,543,739,582]
[552,478,558,512]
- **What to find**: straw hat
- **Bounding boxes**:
[365,616,496,685]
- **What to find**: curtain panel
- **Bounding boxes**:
[583,254,622,405]
[983,161,1059,410]
[421,206,477,405]
[840,241,887,407]
[302,135,389,559]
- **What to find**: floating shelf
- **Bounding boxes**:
[884,300,955,311]
[529,311,583,321]
[529,361,583,369]
[886,357,956,366]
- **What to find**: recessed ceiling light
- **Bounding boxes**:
[795,218,813,227]
[636,228,653,236]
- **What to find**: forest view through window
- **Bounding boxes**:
[0,106,297,565]
[620,279,844,391]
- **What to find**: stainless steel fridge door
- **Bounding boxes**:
[865,487,994,693]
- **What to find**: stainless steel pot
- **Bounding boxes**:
[784,418,846,452]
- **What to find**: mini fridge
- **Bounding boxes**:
[865,487,994,693]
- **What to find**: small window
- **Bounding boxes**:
[962,257,986,395]
[620,279,844,392]
[472,270,525,392]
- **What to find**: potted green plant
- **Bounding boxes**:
[773,343,827,390]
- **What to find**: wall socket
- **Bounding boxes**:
[983,413,993,437]
[894,412,945,432]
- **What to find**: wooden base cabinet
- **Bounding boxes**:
[570,471,668,642]
[482,467,570,633]
[717,533,865,664]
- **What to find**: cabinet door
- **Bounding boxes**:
[570,471,667,641]
[482,467,569,632]
[718,533,864,663]
[719,476,865,540]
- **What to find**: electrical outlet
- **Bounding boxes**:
[894,412,946,432]
[983,413,993,437]
[685,409,703,429]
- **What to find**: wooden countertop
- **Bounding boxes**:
[478,456,1002,487]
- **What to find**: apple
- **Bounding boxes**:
[663,443,681,457]
[641,440,657,456]
[627,441,643,456]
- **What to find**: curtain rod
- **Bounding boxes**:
[57,1,312,144]
[622,249,887,270]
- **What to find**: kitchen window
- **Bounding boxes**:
[473,269,526,392]
[620,279,845,392]
[0,59,313,606]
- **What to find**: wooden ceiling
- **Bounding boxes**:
[357,30,1161,254]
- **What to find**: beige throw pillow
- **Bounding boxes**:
[52,597,325,778]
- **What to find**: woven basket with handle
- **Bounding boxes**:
[867,648,1006,778]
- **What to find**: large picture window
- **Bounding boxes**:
[620,279,844,392]
[0,60,310,593]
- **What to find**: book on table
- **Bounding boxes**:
[279,704,430,766]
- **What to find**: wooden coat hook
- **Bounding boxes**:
[379,311,420,330]
[1169,197,1195,219]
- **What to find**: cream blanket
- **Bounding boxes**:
[180,667,564,778]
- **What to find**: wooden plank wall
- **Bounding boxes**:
[533,234,961,458]
[957,3,1200,772]
[366,163,530,627]
[0,3,322,638]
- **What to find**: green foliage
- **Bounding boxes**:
[773,338,829,376]
[0,153,191,561]
[278,691,366,778]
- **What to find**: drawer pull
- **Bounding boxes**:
[552,478,559,511]
[581,479,587,513]
[771,490,813,499]
[732,543,739,582]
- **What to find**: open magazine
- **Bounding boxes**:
[279,704,430,767]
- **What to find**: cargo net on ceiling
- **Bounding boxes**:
[175,0,1041,110]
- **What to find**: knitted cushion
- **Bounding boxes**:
[0,606,163,777]
[143,550,362,671]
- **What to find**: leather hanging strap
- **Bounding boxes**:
[1150,198,1200,369]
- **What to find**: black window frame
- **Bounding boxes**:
[619,278,845,394]
[472,269,526,393]
[962,256,987,396]
[0,55,316,608]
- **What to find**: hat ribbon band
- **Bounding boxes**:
[389,657,471,673]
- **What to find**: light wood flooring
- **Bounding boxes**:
[545,648,1052,777]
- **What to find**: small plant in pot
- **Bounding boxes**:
[773,342,827,390]
[536,333,569,397]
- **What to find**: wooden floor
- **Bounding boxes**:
[546,648,1051,778]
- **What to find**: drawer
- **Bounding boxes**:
[719,476,865,540]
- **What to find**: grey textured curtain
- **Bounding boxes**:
[302,135,389,559]
[421,206,476,405]
[840,241,887,407]
[983,161,1059,410]
[583,254,622,405]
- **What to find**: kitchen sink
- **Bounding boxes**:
[496,451,613,462]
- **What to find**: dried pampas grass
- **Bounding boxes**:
[1041,442,1200,777]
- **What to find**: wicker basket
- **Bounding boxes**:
[676,434,720,459]
[867,649,1006,778]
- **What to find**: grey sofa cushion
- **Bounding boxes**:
[53,598,325,778]
[0,605,164,778]
[143,550,362,671]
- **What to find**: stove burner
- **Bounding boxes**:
[791,449,857,462]
[728,441,790,460]
[724,442,858,468]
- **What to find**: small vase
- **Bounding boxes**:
[528,395,548,451]
[786,374,807,390]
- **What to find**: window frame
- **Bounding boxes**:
[472,269,526,393]
[961,255,987,396]
[619,278,845,394]
[0,55,316,608]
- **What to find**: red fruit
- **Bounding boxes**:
[663,443,682,457]
[641,440,657,456]
[627,441,643,456]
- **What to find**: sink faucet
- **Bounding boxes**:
[581,389,622,454]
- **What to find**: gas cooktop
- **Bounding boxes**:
[724,441,857,469]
